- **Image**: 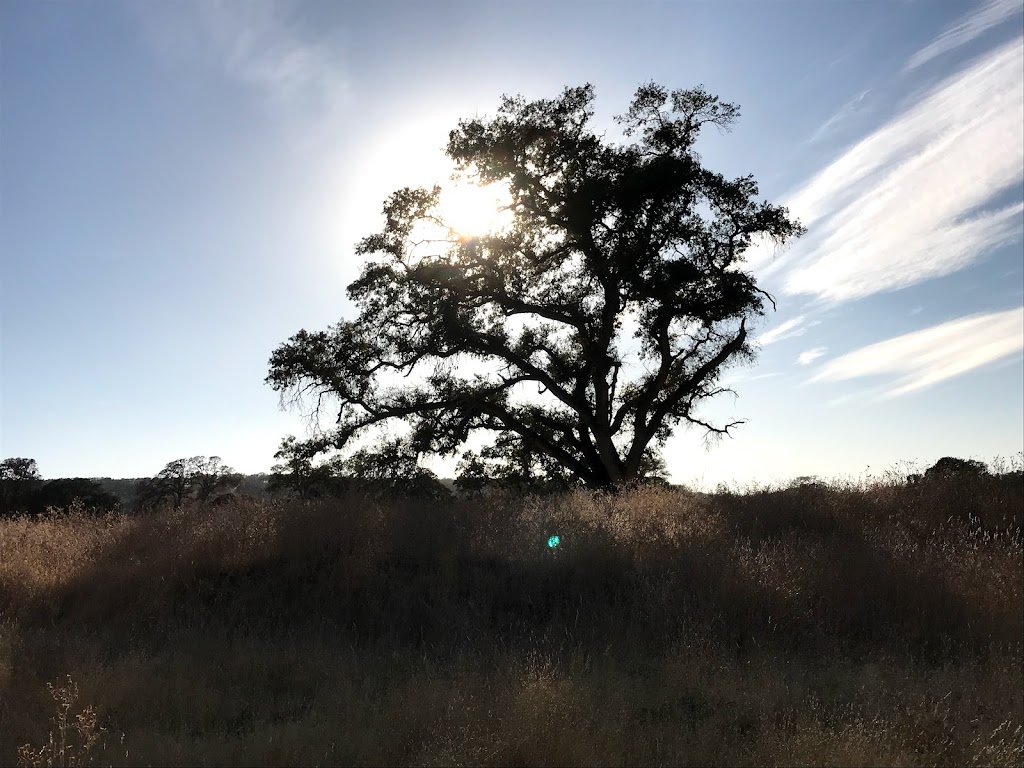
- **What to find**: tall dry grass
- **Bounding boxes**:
[0,470,1021,766]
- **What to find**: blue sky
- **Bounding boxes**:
[1,0,1022,487]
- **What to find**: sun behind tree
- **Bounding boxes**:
[268,83,804,489]
[437,180,513,240]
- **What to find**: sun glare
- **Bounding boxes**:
[439,181,513,238]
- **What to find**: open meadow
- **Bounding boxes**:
[1,471,1021,767]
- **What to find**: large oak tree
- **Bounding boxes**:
[268,83,803,489]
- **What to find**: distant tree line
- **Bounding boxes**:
[0,458,118,516]
[2,453,1019,517]
[0,455,247,516]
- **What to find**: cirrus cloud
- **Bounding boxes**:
[757,315,820,345]
[135,0,352,145]
[810,307,1024,397]
[906,0,1024,71]
[797,347,827,366]
[743,31,1024,307]
[778,36,1024,303]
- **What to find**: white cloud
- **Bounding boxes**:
[797,347,827,366]
[757,315,818,345]
[906,0,1024,71]
[811,307,1024,397]
[774,37,1024,303]
[720,370,782,389]
[205,3,351,129]
[807,89,871,145]
[135,2,352,143]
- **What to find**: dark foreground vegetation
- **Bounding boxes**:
[1,467,1021,766]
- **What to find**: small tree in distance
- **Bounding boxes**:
[32,478,119,514]
[343,437,451,500]
[924,457,988,480]
[267,436,339,499]
[136,456,238,509]
[0,457,43,515]
[268,83,803,489]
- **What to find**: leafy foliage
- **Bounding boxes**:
[267,436,339,499]
[0,458,43,516]
[268,435,449,500]
[0,457,41,482]
[32,479,119,514]
[1,459,119,515]
[268,83,803,487]
[907,456,993,486]
[454,432,581,496]
[924,456,989,479]
[135,456,239,510]
[343,437,451,500]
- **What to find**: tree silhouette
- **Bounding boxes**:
[268,83,803,488]
[267,436,339,499]
[0,457,43,515]
[136,456,238,509]
[924,456,989,480]
[32,478,119,514]
[454,432,583,496]
[341,437,451,500]
[268,435,449,500]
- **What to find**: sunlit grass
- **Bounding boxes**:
[1,469,1021,766]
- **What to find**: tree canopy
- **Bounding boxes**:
[1,459,120,515]
[267,436,338,499]
[268,435,449,500]
[924,457,989,480]
[32,478,119,514]
[268,83,803,489]
[0,457,43,515]
[136,456,238,509]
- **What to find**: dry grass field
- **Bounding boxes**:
[1,467,1021,766]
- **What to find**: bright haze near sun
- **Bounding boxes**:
[438,181,513,240]
[1,0,1021,487]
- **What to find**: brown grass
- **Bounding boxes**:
[0,471,1021,766]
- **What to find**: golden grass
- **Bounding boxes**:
[1,475,1021,766]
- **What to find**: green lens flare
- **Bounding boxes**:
[548,535,560,548]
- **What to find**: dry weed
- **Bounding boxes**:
[0,476,1020,765]
[17,676,104,768]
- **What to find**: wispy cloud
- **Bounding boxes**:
[807,89,871,145]
[205,3,350,122]
[135,1,352,143]
[811,307,1024,397]
[797,347,827,366]
[718,370,781,389]
[773,37,1024,303]
[757,315,818,345]
[906,0,1024,71]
